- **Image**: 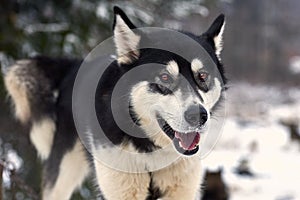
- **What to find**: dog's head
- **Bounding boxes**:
[111,7,226,156]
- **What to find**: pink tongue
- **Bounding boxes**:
[175,132,200,150]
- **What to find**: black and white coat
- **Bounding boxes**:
[3,6,226,200]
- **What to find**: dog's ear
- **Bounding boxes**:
[113,6,140,65]
[203,14,225,59]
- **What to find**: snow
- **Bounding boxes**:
[289,56,300,74]
[2,149,23,187]
[204,83,300,200]
[24,23,69,34]
[96,3,109,21]
[173,1,209,18]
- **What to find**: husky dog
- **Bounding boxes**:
[3,6,226,200]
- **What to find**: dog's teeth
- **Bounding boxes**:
[175,132,181,139]
[179,141,183,148]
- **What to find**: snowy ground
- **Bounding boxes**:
[204,82,300,200]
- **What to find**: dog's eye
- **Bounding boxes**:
[160,73,172,83]
[199,72,208,82]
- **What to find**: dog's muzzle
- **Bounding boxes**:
[157,115,204,156]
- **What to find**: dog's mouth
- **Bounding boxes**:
[157,116,200,156]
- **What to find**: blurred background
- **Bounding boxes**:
[0,0,299,199]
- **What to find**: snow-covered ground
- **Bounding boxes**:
[204,83,300,200]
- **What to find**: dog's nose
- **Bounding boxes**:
[184,105,208,126]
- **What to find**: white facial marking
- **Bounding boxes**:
[166,60,179,76]
[130,75,222,148]
[191,59,204,73]
[199,78,222,109]
[214,22,225,60]
[114,15,140,64]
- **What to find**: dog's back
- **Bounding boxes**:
[4,56,79,122]
[4,56,80,159]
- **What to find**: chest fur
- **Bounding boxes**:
[151,157,202,199]
[94,156,202,200]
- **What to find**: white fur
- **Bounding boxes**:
[94,159,151,200]
[130,82,203,133]
[4,64,32,123]
[213,22,225,59]
[152,157,202,200]
[93,80,204,199]
[43,140,90,200]
[94,152,202,200]
[30,118,55,160]
[93,141,180,173]
[166,60,179,76]
[199,78,222,109]
[114,15,140,64]
[191,59,204,73]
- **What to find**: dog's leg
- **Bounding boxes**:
[94,160,150,200]
[152,157,202,200]
[42,140,90,200]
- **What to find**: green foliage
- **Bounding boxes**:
[0,0,112,59]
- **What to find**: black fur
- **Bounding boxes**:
[146,172,163,200]
[95,59,159,153]
[113,6,137,30]
[25,56,84,187]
